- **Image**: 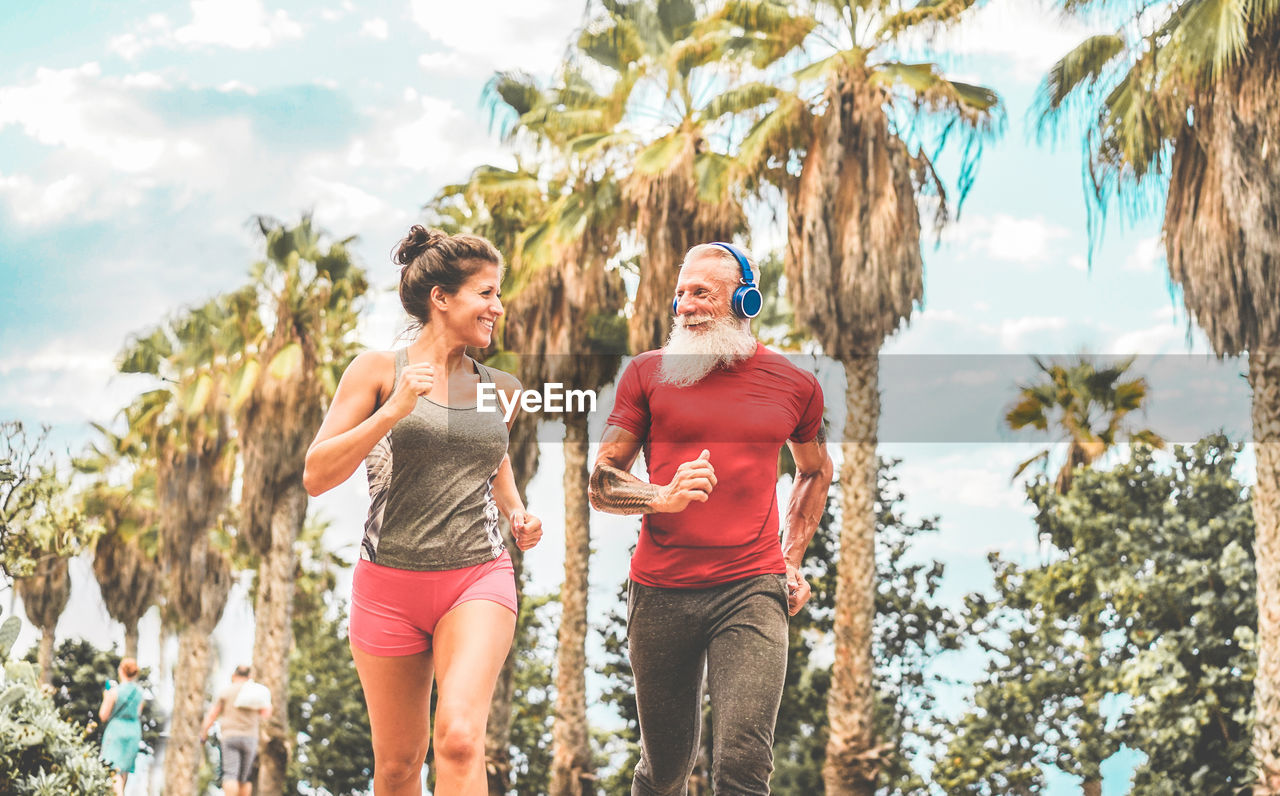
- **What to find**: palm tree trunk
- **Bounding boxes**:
[124,623,139,661]
[486,537,522,796]
[824,354,881,796]
[549,415,592,796]
[1251,347,1280,794]
[487,416,539,796]
[37,627,56,687]
[253,481,306,796]
[16,554,71,687]
[163,624,214,795]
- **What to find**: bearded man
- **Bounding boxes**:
[589,242,834,795]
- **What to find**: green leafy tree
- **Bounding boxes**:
[1,422,89,579]
[935,438,1257,794]
[506,591,558,794]
[1038,0,1280,786]
[999,355,1163,795]
[1,421,89,687]
[0,607,114,795]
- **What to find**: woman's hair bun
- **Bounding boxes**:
[395,225,448,266]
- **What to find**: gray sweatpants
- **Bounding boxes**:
[627,573,790,796]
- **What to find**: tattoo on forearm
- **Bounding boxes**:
[589,464,662,514]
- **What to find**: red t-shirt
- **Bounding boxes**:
[606,343,825,588]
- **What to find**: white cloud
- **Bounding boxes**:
[0,172,93,226]
[1068,254,1088,271]
[0,63,169,174]
[418,51,469,75]
[0,64,265,226]
[109,1,302,57]
[944,212,1073,267]
[926,0,1109,80]
[409,0,584,74]
[354,94,510,178]
[1124,235,1163,272]
[174,0,302,49]
[994,315,1068,350]
[360,17,389,40]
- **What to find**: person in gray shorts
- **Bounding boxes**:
[200,665,271,796]
[590,242,833,795]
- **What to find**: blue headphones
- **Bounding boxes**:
[672,242,763,319]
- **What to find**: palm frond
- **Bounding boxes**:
[878,0,981,39]
[699,81,783,121]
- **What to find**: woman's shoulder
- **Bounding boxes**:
[343,349,399,383]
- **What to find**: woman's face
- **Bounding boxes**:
[443,262,504,348]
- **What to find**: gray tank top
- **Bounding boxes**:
[361,349,509,571]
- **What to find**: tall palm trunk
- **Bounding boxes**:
[16,554,71,686]
[164,624,216,795]
[124,625,139,661]
[550,415,593,795]
[824,355,880,796]
[487,415,539,796]
[252,480,307,794]
[1251,348,1280,793]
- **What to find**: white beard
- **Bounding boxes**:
[657,314,757,387]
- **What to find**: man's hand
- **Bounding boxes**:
[785,561,810,616]
[656,449,717,513]
[511,510,543,550]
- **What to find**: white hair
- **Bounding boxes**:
[681,243,759,287]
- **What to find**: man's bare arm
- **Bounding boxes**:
[779,430,833,616]
[589,463,666,514]
[589,425,662,514]
[589,425,717,515]
[782,430,834,569]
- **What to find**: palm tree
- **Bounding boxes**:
[716,1,1000,790]
[15,554,71,688]
[1004,355,1162,795]
[485,65,633,796]
[77,425,162,661]
[1037,3,1280,787]
[8,455,82,687]
[232,214,368,792]
[571,0,780,353]
[1007,356,1164,495]
[117,295,245,794]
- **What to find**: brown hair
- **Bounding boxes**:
[394,226,503,334]
[234,664,252,678]
[120,658,139,679]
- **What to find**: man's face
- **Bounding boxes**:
[673,255,733,329]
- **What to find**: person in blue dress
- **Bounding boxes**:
[98,657,143,796]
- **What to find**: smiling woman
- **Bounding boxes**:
[302,223,543,795]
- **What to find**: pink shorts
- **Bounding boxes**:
[349,552,517,656]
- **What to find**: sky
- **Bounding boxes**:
[0,1,1256,794]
